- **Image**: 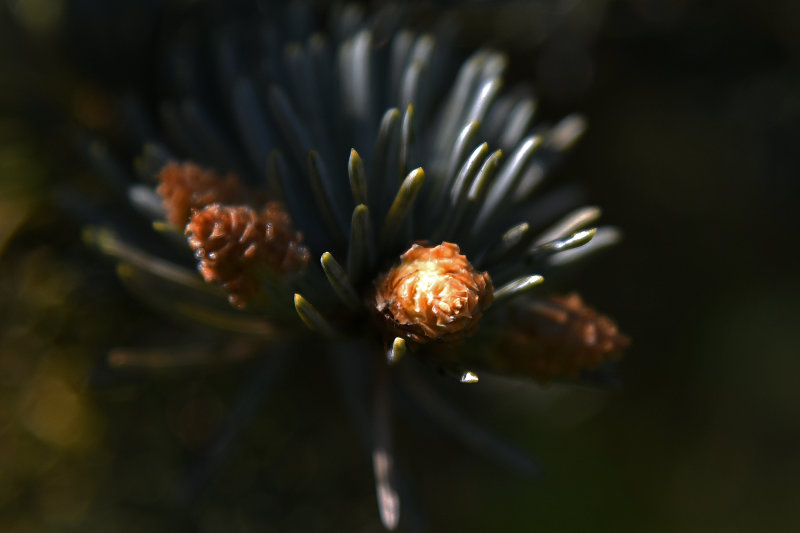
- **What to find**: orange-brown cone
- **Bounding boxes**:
[495,293,629,382]
[186,203,310,308]
[372,242,493,344]
[156,161,248,227]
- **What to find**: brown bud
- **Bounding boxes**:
[186,203,310,308]
[495,293,629,382]
[156,161,248,227]
[372,242,493,344]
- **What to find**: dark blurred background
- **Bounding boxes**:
[1,0,799,531]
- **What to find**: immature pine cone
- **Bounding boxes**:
[157,161,248,227]
[373,242,493,344]
[186,203,310,308]
[497,293,630,382]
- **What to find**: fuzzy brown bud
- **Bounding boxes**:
[186,203,310,308]
[373,242,493,344]
[495,293,629,382]
[156,161,248,227]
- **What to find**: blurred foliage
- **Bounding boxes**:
[1,0,800,531]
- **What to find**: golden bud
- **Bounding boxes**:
[372,242,493,344]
